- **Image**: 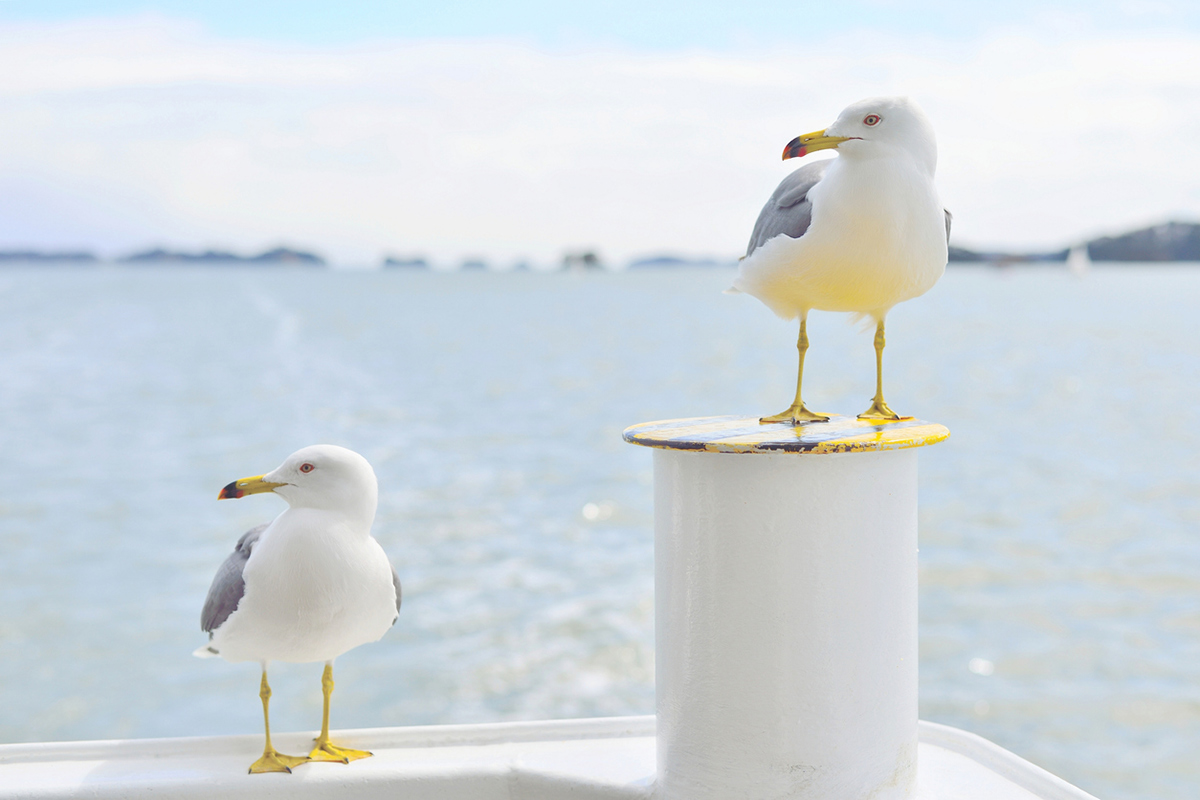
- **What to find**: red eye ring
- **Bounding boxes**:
[300,463,315,473]
[863,114,881,126]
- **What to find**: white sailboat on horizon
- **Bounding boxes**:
[1067,244,1091,276]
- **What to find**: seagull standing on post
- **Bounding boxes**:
[196,444,401,774]
[731,96,951,424]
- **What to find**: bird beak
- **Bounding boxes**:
[218,475,287,500]
[782,129,851,160]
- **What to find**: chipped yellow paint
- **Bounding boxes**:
[623,414,948,454]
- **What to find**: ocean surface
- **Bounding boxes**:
[1,264,1199,800]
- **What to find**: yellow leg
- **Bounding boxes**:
[308,663,373,763]
[249,669,310,774]
[761,316,829,425]
[857,319,906,421]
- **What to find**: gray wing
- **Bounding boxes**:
[390,563,402,625]
[944,209,953,243]
[746,159,831,258]
[200,524,267,637]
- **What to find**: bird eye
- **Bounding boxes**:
[299,463,315,473]
[863,114,881,126]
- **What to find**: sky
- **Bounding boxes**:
[1,1,1199,266]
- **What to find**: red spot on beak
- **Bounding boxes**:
[218,481,244,500]
[782,138,808,160]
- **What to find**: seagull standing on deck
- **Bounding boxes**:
[731,96,951,424]
[196,444,401,774]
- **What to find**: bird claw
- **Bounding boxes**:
[308,738,373,763]
[249,750,310,774]
[760,404,830,425]
[857,399,909,421]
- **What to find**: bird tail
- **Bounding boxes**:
[192,644,220,659]
[723,253,749,294]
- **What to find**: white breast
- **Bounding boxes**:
[736,155,947,320]
[211,510,397,664]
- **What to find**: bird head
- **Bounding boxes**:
[218,444,378,521]
[784,96,937,175]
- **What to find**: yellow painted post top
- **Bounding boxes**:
[623,415,949,455]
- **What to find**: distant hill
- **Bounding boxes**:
[120,247,325,265]
[0,250,97,263]
[950,221,1200,263]
[948,246,1067,263]
[1086,222,1200,261]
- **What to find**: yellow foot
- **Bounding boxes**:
[249,750,310,774]
[308,739,373,764]
[857,399,910,421]
[760,404,830,425]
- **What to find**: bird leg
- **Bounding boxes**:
[857,319,904,421]
[761,317,829,425]
[249,669,310,774]
[308,662,373,763]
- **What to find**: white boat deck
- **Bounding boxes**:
[0,716,1099,800]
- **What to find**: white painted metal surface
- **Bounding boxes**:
[0,717,1100,799]
[654,446,919,800]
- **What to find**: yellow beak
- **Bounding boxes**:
[782,128,851,160]
[218,474,287,500]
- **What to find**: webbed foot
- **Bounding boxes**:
[857,399,909,421]
[249,749,310,774]
[308,738,373,763]
[761,404,830,425]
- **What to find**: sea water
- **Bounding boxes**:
[1,265,1198,800]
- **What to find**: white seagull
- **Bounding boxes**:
[196,444,401,774]
[731,96,951,424]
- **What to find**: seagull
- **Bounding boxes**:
[196,444,401,774]
[731,96,951,424]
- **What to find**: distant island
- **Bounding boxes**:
[1087,221,1200,261]
[949,221,1200,263]
[947,246,1067,263]
[3,221,1198,269]
[627,221,1200,268]
[0,250,98,263]
[562,250,604,270]
[120,247,325,265]
[0,246,323,265]
[382,255,429,268]
[629,255,735,269]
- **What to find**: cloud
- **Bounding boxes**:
[1,15,1198,264]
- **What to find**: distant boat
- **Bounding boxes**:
[1067,245,1090,277]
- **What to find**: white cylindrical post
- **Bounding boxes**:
[624,416,948,800]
